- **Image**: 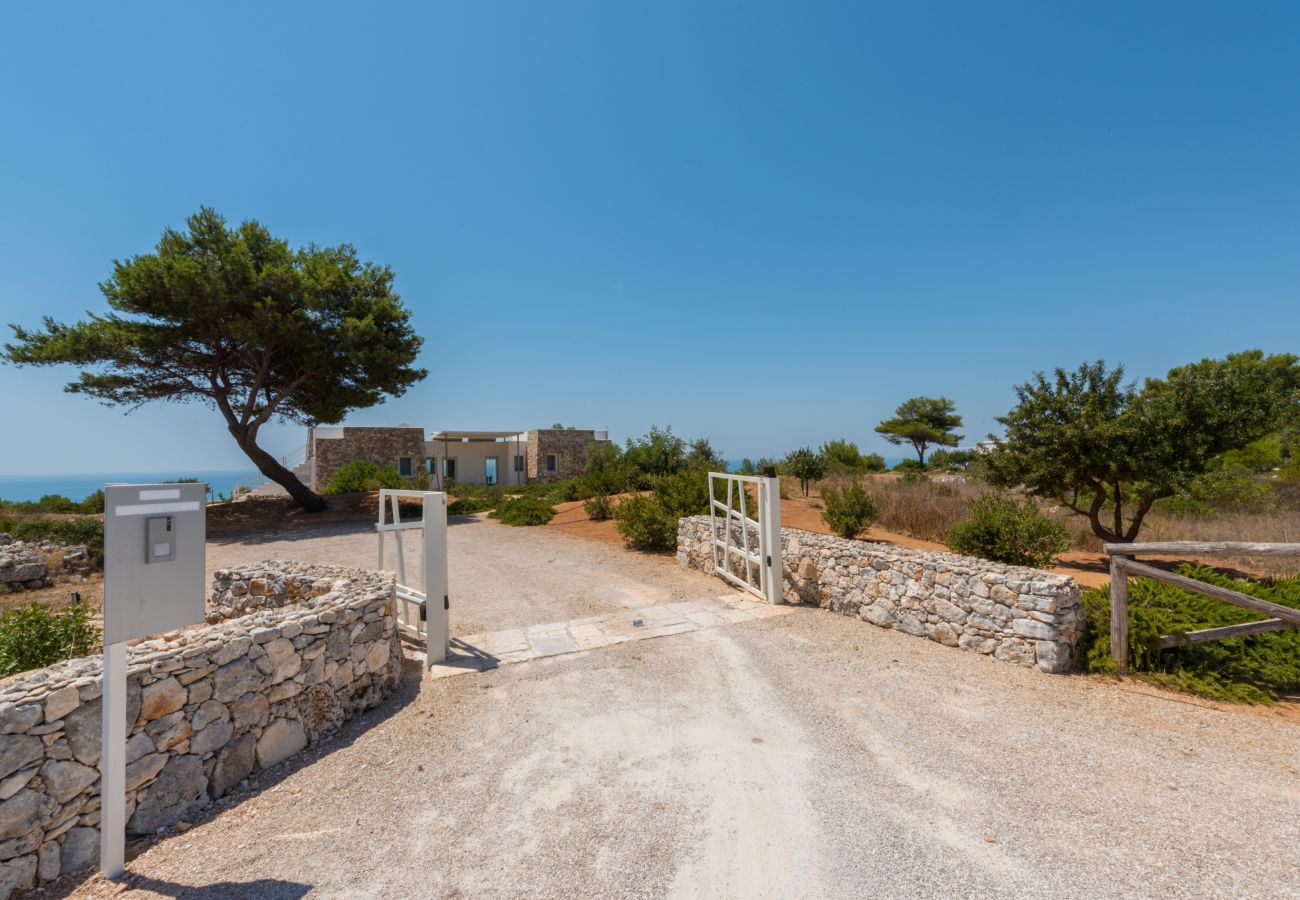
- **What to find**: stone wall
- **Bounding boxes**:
[677,517,1083,673]
[0,536,93,592]
[309,426,427,491]
[0,562,401,898]
[526,429,604,483]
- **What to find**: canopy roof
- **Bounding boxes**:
[429,430,526,441]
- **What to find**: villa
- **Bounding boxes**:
[298,425,610,490]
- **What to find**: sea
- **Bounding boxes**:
[0,469,264,504]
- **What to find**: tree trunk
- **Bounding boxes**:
[230,426,327,512]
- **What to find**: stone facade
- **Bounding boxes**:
[677,517,1083,673]
[308,426,427,492]
[0,562,401,898]
[526,429,605,484]
[0,536,93,592]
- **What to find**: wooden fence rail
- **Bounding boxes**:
[1103,542,1300,676]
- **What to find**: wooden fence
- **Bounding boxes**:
[1104,541,1300,676]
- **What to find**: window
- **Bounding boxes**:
[546,454,558,473]
[398,457,413,478]
[424,457,434,474]
[514,455,524,472]
[442,458,456,479]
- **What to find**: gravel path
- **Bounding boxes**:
[60,521,1300,899]
[207,514,723,636]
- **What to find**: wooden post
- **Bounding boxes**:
[1109,554,1129,677]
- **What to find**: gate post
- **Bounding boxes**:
[424,493,449,665]
[760,472,783,605]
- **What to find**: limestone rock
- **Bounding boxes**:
[128,755,207,835]
[0,735,42,782]
[43,684,81,723]
[59,826,99,873]
[0,789,59,840]
[39,760,98,803]
[37,838,59,881]
[0,853,37,896]
[191,719,234,757]
[140,676,186,721]
[256,718,306,770]
[213,658,264,703]
[209,733,256,798]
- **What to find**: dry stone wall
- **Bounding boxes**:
[0,536,93,592]
[0,562,401,898]
[677,517,1083,673]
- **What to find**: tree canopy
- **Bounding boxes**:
[875,396,964,466]
[4,208,426,511]
[983,352,1300,543]
[783,446,827,496]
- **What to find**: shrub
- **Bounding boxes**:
[1078,566,1300,703]
[0,601,101,677]
[652,469,712,518]
[323,460,402,494]
[947,492,1069,567]
[447,498,495,516]
[614,493,678,551]
[820,480,879,539]
[492,497,556,526]
[546,479,582,504]
[584,494,615,521]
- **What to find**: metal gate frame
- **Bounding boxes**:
[707,472,782,605]
[377,489,449,666]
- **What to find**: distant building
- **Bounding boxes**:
[300,425,610,491]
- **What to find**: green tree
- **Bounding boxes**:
[985,353,1300,543]
[783,446,826,496]
[583,440,630,495]
[875,397,964,466]
[4,208,425,511]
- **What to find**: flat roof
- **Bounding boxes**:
[429,430,526,440]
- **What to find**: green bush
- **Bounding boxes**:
[584,494,615,521]
[1078,566,1300,703]
[652,469,712,519]
[0,601,101,677]
[614,493,679,550]
[447,497,495,516]
[946,492,1068,567]
[492,497,556,526]
[546,479,582,504]
[322,460,402,494]
[820,480,879,539]
[1,518,105,566]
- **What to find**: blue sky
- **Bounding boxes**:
[1,1,1297,476]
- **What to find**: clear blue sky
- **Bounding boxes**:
[1,1,1297,476]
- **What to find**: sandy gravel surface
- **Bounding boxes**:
[63,602,1299,900]
[206,514,722,636]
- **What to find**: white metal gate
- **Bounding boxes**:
[377,489,449,666]
[707,472,782,605]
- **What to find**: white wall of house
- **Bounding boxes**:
[424,435,529,487]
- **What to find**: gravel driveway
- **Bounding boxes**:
[207,514,723,636]
[58,519,1300,899]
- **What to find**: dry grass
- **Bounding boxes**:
[801,473,1300,578]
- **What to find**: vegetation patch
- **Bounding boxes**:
[323,460,404,494]
[819,480,878,539]
[947,492,1069,568]
[0,517,105,566]
[0,600,100,677]
[492,497,556,526]
[583,494,615,521]
[1079,566,1300,704]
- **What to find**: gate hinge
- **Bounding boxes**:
[444,594,450,610]
[419,601,427,622]
[766,555,772,567]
